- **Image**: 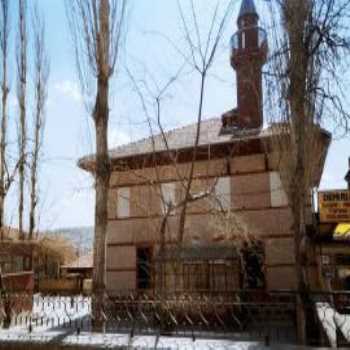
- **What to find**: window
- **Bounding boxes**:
[161,182,176,214]
[183,260,238,291]
[209,260,237,291]
[241,241,265,289]
[184,263,209,291]
[241,32,246,49]
[0,255,16,273]
[270,172,288,207]
[215,177,231,210]
[335,254,350,290]
[13,256,24,272]
[117,187,130,218]
[336,255,350,265]
[137,247,152,290]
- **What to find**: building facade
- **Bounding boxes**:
[79,0,331,295]
[317,161,350,291]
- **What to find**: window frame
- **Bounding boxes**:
[117,187,130,218]
[270,171,288,207]
[136,245,153,290]
[214,176,231,210]
[160,182,176,215]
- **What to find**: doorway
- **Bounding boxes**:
[137,247,152,290]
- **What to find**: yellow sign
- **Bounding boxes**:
[334,223,350,240]
[318,190,350,223]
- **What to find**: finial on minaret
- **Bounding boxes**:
[238,0,258,22]
[345,157,350,190]
[221,0,268,134]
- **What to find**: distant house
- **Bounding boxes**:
[35,234,77,280]
[61,254,93,293]
[61,254,93,278]
[79,0,330,295]
[0,228,76,292]
[0,227,34,273]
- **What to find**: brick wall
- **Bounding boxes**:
[2,271,34,292]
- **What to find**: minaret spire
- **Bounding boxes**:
[345,157,350,190]
[221,0,268,133]
[238,0,258,21]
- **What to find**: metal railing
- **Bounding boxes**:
[0,290,348,347]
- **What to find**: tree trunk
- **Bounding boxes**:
[91,0,111,332]
[29,124,39,241]
[92,81,110,330]
[0,0,9,241]
[92,0,110,325]
[0,71,7,240]
[177,73,206,243]
[28,105,40,269]
[66,0,127,331]
[17,0,27,241]
[283,0,311,344]
[28,7,49,272]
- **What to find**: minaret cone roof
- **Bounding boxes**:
[238,0,258,19]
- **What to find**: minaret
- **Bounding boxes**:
[345,157,350,190]
[223,0,267,132]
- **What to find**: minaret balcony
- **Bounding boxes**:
[230,48,267,69]
[230,26,267,52]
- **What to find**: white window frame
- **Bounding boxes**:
[161,182,176,215]
[241,32,246,49]
[270,172,288,207]
[215,177,231,210]
[117,187,130,218]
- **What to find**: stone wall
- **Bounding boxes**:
[105,153,311,293]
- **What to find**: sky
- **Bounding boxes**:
[4,0,350,231]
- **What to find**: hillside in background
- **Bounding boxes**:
[47,226,94,255]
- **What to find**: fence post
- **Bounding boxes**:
[264,334,270,347]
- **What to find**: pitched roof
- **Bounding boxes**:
[238,0,258,19]
[108,118,232,157]
[79,117,270,169]
[62,254,93,269]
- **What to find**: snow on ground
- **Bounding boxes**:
[315,302,350,347]
[315,303,337,348]
[5,294,91,332]
[0,330,266,350]
[0,295,279,348]
[334,310,350,342]
[0,295,349,349]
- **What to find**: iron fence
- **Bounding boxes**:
[0,290,348,347]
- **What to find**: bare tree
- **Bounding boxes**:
[29,6,49,241]
[16,0,27,240]
[66,0,128,330]
[124,0,251,295]
[124,0,265,298]
[175,0,234,244]
[129,0,235,245]
[265,0,350,344]
[0,0,10,240]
